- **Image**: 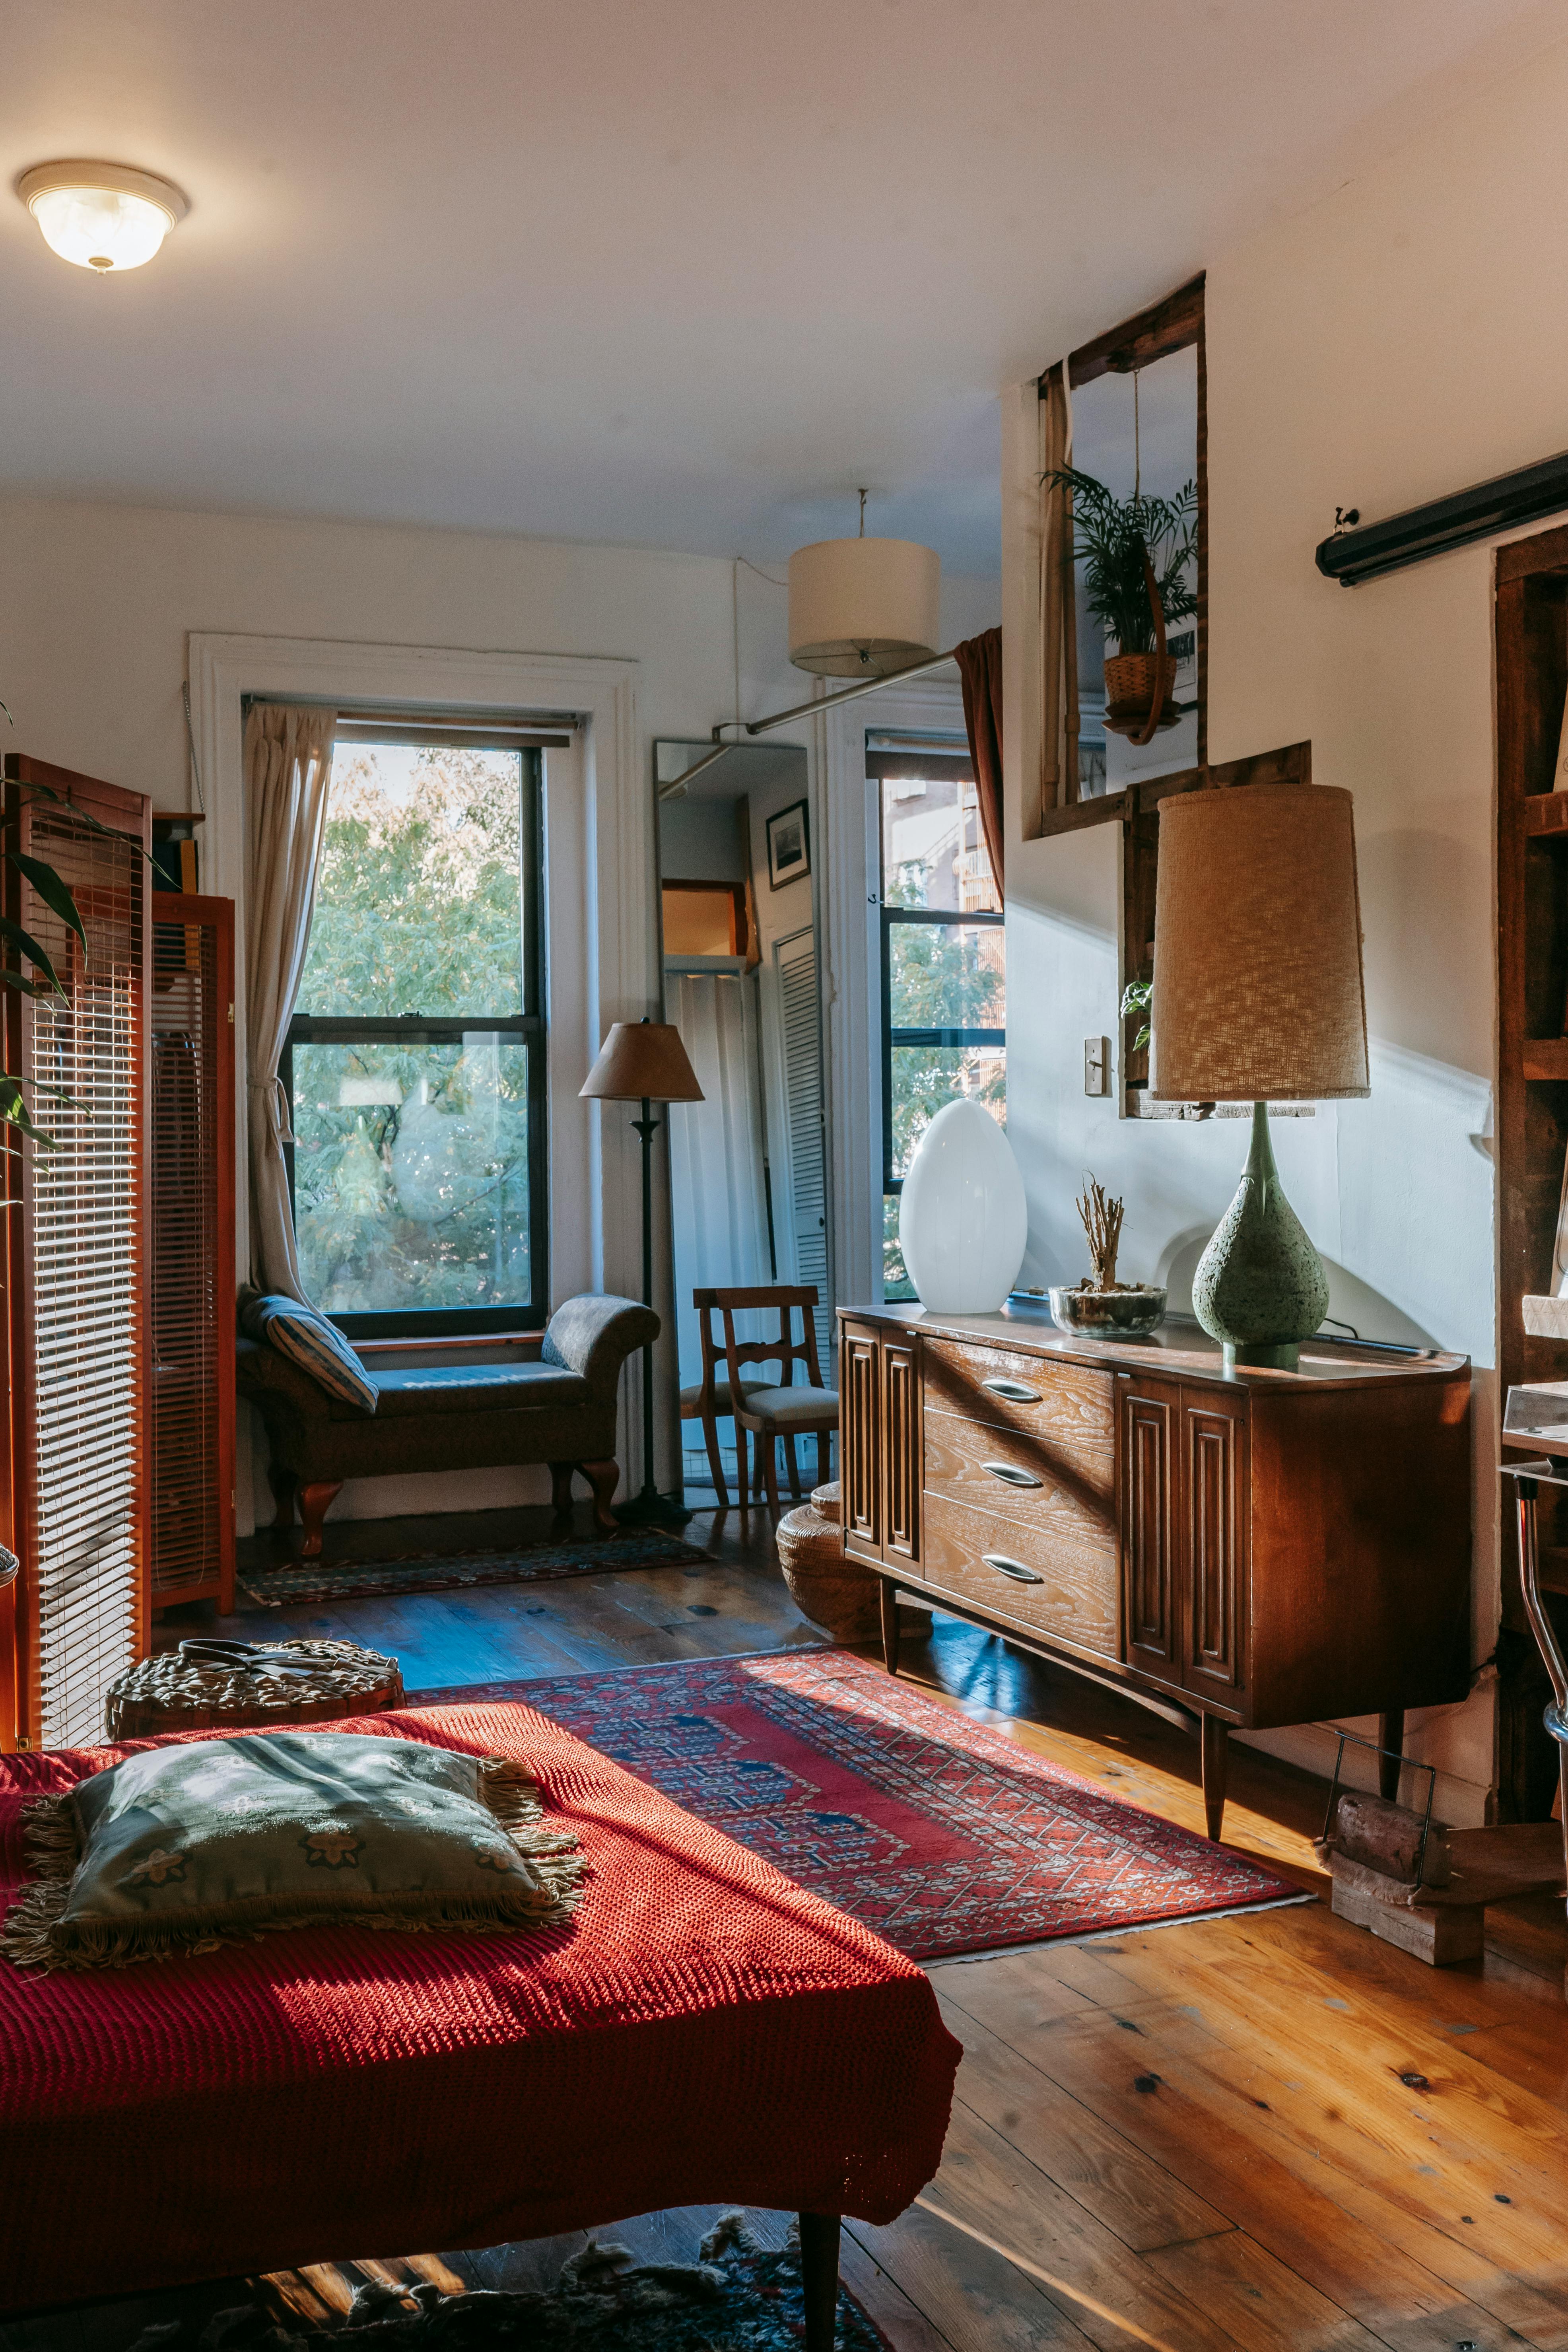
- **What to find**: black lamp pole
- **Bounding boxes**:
[616,1092,691,1529]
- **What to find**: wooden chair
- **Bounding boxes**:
[693,1285,838,1512]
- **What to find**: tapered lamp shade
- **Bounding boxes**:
[788,536,941,678]
[579,1019,704,1104]
[1149,782,1369,1102]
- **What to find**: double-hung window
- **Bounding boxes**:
[873,744,1005,1298]
[283,721,548,1337]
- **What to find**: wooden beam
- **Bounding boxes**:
[1062,274,1205,390]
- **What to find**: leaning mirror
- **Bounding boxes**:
[653,740,833,1511]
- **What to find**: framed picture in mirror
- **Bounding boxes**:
[767,799,810,890]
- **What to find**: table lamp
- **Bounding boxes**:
[580,1017,704,1526]
[1150,781,1368,1371]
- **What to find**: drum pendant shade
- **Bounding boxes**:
[787,536,941,678]
[1149,782,1369,1102]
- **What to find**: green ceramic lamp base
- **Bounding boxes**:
[1193,1102,1328,1374]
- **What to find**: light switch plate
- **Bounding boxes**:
[1084,1036,1109,1096]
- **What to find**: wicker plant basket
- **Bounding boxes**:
[776,1489,881,1643]
[104,1638,405,1741]
[1103,651,1179,738]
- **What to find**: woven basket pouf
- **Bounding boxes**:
[776,1491,881,1643]
[104,1638,405,1742]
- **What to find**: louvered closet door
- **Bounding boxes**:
[150,893,235,1612]
[774,925,831,1357]
[2,758,150,1752]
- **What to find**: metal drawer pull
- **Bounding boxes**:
[982,1552,1044,1585]
[982,1377,1041,1403]
[982,1460,1042,1488]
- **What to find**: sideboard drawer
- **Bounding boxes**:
[924,1390,1115,1530]
[924,1335,1113,1448]
[921,1492,1119,1662]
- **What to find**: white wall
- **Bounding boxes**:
[0,490,997,1526]
[1003,37,1568,1821]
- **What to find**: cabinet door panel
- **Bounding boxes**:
[1182,1390,1248,1697]
[839,1324,881,1555]
[1121,1376,1179,1677]
[882,1339,922,1567]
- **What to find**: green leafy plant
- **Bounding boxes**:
[1044,468,1198,656]
[0,762,120,1150]
[1121,978,1152,1054]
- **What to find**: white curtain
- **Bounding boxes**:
[666,969,771,1391]
[244,701,336,1298]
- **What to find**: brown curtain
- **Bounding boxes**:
[956,626,1005,896]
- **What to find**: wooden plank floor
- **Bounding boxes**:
[21,1501,1565,2352]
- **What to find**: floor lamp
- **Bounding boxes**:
[580,1017,704,1528]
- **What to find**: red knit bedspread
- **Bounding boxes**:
[0,1697,960,2312]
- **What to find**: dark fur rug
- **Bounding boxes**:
[126,2220,887,2352]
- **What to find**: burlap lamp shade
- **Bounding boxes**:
[1150,783,1368,1104]
[1149,781,1369,1371]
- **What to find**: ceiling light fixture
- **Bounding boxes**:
[787,488,942,678]
[17,160,188,274]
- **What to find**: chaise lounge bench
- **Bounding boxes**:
[0,1693,961,2337]
[237,1292,657,1555]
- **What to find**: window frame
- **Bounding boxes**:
[876,755,1005,1201]
[282,741,550,1339]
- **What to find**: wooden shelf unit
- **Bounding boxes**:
[1496,520,1568,1817]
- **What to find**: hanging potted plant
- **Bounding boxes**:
[1044,468,1198,744]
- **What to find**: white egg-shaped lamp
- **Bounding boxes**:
[898,1098,1027,1314]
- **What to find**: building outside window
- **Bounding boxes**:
[284,727,547,1335]
[875,745,1005,1298]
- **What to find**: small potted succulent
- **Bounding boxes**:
[1049,1176,1167,1339]
[1044,468,1198,742]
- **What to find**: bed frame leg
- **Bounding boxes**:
[799,2210,841,2352]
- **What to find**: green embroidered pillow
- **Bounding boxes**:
[0,1732,583,1972]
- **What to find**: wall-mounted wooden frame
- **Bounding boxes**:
[1034,273,1207,835]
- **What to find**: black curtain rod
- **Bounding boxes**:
[1316,449,1568,587]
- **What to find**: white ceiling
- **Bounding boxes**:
[1,0,1562,576]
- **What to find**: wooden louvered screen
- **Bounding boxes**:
[0,756,150,1753]
[150,892,235,1615]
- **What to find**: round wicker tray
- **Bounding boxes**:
[104,1639,405,1741]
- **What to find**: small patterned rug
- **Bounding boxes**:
[132,2218,887,2352]
[237,1527,711,1610]
[416,1648,1310,1961]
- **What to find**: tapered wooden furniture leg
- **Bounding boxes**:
[798,2212,840,2352]
[1378,1709,1405,1801]
[581,1460,620,1533]
[785,1433,802,1499]
[297,1481,342,1561]
[702,1410,729,1506]
[549,1462,574,1518]
[1201,1714,1228,1842]
[762,1435,781,1514]
[818,1430,830,1489]
[267,1463,297,1532]
[880,1577,902,1677]
[736,1425,750,1510]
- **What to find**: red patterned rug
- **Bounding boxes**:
[416,1648,1308,1961]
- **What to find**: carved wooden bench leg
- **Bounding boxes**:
[297,1479,342,1561]
[267,1463,297,1534]
[580,1459,620,1533]
[799,2211,841,2352]
[880,1577,902,1678]
[549,1461,575,1519]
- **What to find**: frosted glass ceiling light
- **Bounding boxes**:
[18,161,188,273]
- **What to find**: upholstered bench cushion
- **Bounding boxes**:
[339,1363,594,1422]
[0,1697,960,2309]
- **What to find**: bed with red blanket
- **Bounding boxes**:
[0,1695,960,2315]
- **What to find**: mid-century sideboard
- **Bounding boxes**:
[837,1302,1472,1840]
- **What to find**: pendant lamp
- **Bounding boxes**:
[787,490,941,678]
